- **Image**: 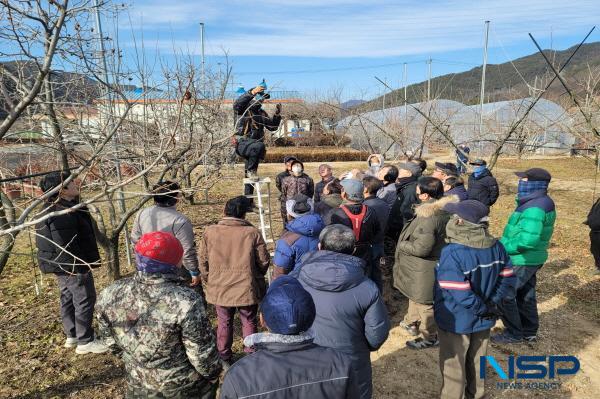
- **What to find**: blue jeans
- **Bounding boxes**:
[500,265,542,339]
[370,243,384,293]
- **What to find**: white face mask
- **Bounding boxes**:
[292,165,303,175]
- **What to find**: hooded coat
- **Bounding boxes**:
[393,196,457,304]
[296,251,390,399]
[273,214,325,274]
[365,154,385,177]
[434,219,516,334]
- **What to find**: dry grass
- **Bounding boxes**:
[0,155,599,398]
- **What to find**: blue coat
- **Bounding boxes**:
[273,214,324,273]
[445,185,468,201]
[296,251,390,399]
[434,225,516,335]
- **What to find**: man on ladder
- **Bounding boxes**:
[233,80,283,196]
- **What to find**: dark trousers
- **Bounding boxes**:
[590,231,600,269]
[500,265,541,339]
[370,242,384,293]
[215,304,258,360]
[438,328,489,399]
[56,272,96,344]
[237,138,266,196]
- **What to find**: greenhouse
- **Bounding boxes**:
[338,97,575,157]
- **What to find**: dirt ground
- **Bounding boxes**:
[1,155,599,398]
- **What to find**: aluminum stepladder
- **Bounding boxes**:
[243,177,277,282]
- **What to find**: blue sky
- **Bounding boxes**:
[116,0,600,100]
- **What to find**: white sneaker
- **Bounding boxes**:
[75,340,109,355]
[64,337,77,348]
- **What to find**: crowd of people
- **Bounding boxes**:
[33,147,565,398]
[30,79,568,399]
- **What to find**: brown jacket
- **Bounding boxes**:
[199,217,270,307]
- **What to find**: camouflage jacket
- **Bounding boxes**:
[96,272,221,398]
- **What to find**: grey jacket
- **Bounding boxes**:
[377,182,397,209]
[131,205,199,275]
[296,251,390,399]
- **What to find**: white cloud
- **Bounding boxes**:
[124,0,599,57]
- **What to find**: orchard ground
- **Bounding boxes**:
[1,155,599,398]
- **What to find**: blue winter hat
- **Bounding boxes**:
[444,200,489,224]
[235,85,245,94]
[261,275,316,335]
[258,79,267,89]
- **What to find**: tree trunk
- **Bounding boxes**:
[0,191,18,274]
[0,235,17,275]
[101,236,121,282]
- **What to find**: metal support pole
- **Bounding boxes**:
[427,58,432,102]
[200,22,205,92]
[93,0,132,268]
[404,62,408,145]
[478,21,490,154]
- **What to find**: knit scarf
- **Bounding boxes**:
[473,166,487,178]
[517,180,548,199]
[135,253,178,274]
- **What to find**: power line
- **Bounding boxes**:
[235,58,476,76]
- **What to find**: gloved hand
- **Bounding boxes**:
[480,300,503,320]
[275,103,282,115]
[251,86,265,95]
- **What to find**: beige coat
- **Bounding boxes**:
[199,217,270,306]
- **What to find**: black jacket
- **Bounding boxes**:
[220,333,359,399]
[586,198,600,231]
[35,198,101,274]
[386,177,418,240]
[275,170,290,193]
[233,91,282,141]
[314,176,335,203]
[328,203,380,261]
[363,196,389,245]
[467,169,499,206]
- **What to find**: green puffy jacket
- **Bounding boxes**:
[500,190,556,266]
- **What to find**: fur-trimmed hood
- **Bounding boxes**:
[414,195,458,218]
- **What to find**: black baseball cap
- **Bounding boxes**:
[469,159,487,166]
[434,162,458,176]
[283,156,298,164]
[514,168,551,182]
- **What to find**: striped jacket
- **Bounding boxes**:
[434,221,516,334]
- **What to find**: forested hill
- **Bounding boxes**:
[355,41,600,112]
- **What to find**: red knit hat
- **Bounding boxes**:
[134,232,183,266]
